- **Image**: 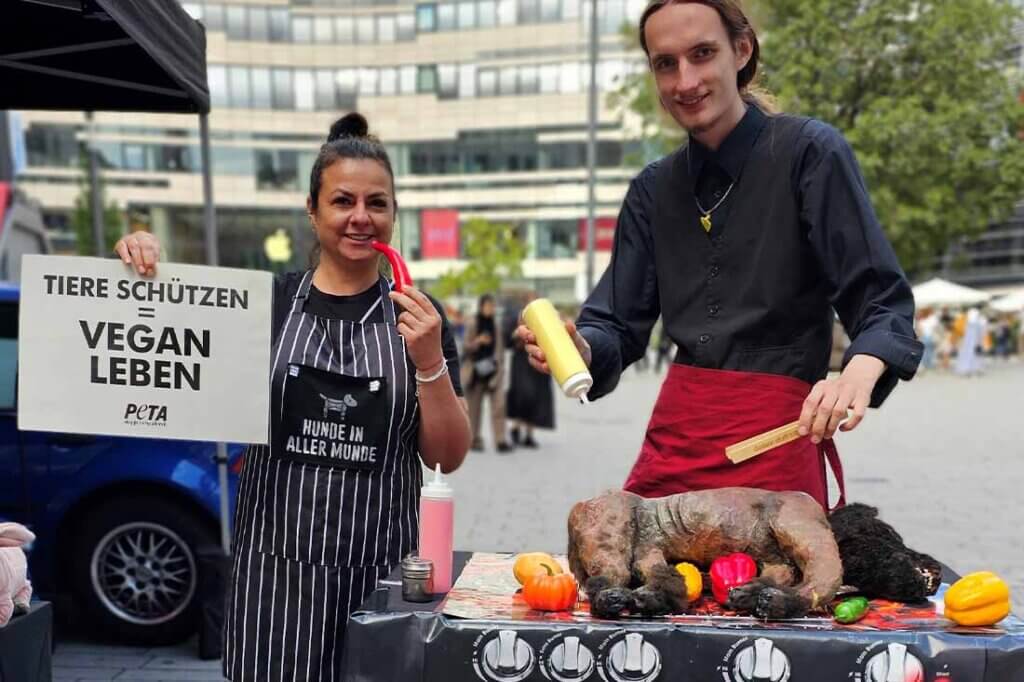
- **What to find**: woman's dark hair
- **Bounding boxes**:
[638,0,776,112]
[307,112,398,267]
[308,112,396,208]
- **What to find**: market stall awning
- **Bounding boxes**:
[912,277,991,308]
[990,289,1024,313]
[0,0,208,114]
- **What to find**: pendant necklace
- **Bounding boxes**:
[694,181,734,232]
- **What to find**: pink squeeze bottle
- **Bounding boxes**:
[418,463,454,593]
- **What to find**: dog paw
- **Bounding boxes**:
[727,579,809,619]
[632,585,678,617]
[591,587,635,619]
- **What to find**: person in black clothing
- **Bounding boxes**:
[516,0,921,508]
[505,291,555,447]
[116,112,471,682]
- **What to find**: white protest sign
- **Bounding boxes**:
[18,255,272,444]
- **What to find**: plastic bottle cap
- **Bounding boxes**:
[561,371,593,402]
[422,462,453,499]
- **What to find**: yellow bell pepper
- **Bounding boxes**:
[944,571,1011,627]
[674,562,703,602]
[513,552,562,586]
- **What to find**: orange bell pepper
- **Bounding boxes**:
[945,571,1011,627]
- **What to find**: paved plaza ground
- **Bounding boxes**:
[52,361,1024,680]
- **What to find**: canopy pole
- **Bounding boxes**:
[86,111,104,257]
[200,112,231,555]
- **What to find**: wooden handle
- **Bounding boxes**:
[725,420,803,464]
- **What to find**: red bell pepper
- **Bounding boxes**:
[371,240,413,293]
[709,552,757,605]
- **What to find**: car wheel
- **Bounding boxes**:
[70,495,217,645]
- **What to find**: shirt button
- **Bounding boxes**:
[699,333,711,344]
[709,266,720,278]
[708,305,720,316]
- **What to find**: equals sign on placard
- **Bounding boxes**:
[138,307,155,318]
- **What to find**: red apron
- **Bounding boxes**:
[623,363,846,510]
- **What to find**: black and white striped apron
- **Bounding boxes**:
[223,272,421,682]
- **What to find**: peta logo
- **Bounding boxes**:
[124,403,168,425]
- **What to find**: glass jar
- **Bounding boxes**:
[401,555,434,602]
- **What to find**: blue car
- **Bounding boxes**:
[0,282,245,644]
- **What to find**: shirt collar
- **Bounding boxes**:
[686,104,768,182]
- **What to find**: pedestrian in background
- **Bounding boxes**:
[505,291,555,448]
[462,294,512,453]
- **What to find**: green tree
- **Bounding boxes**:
[432,218,527,298]
[72,146,124,255]
[611,0,1024,274]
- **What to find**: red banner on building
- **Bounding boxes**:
[578,217,617,251]
[421,209,460,259]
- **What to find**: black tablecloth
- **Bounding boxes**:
[343,553,1024,682]
[0,601,52,682]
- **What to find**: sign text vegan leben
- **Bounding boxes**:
[18,256,273,444]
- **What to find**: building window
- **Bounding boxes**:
[477,0,497,27]
[226,5,247,39]
[356,16,376,43]
[248,7,269,41]
[272,68,293,110]
[417,65,438,94]
[123,144,147,171]
[416,4,437,32]
[228,66,251,108]
[314,16,334,43]
[396,13,416,40]
[517,0,540,23]
[540,0,560,20]
[256,150,300,191]
[497,0,516,25]
[478,68,497,97]
[269,9,290,41]
[559,62,581,93]
[378,15,397,42]
[458,63,477,98]
[399,66,417,94]
[519,65,540,94]
[294,70,315,111]
[539,64,559,93]
[457,1,476,28]
[438,64,458,99]
[212,147,254,175]
[379,67,398,96]
[315,69,336,110]
[251,68,272,109]
[561,0,580,19]
[437,2,456,30]
[499,66,517,95]
[336,69,358,108]
[203,4,225,32]
[208,65,228,108]
[291,16,313,42]
[359,68,379,96]
[335,16,355,42]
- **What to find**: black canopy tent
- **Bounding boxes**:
[1,0,233,554]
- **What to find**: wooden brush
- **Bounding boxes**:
[725,420,803,463]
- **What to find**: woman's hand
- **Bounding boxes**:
[114,231,161,277]
[515,319,592,375]
[389,287,444,373]
[798,354,886,443]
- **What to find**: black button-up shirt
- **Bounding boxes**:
[577,105,922,406]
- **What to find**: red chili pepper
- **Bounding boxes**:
[709,552,758,605]
[371,240,413,292]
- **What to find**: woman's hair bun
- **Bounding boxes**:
[328,112,369,142]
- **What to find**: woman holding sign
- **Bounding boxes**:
[116,113,471,682]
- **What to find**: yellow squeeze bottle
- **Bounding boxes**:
[523,298,593,403]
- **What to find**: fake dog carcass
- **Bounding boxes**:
[567,488,942,619]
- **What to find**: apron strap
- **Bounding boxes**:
[379,277,398,326]
[823,439,846,511]
[292,270,314,312]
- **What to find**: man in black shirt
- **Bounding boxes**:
[517,0,921,509]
